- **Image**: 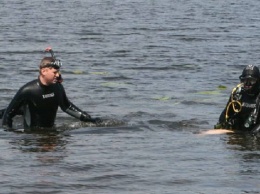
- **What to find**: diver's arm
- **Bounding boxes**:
[2,88,26,129]
[65,102,91,121]
[57,84,101,124]
[0,108,24,119]
[65,101,102,124]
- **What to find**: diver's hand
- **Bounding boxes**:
[80,112,102,124]
[89,117,102,125]
[80,111,91,122]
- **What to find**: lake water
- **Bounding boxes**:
[0,0,259,193]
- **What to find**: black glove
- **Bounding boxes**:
[89,117,102,125]
[80,112,102,124]
[80,112,91,122]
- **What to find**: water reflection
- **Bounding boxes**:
[224,133,260,192]
[9,131,69,164]
[226,133,260,151]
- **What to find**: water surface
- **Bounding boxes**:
[0,0,259,193]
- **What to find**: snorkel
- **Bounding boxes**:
[45,47,55,58]
[44,47,62,69]
[44,47,63,83]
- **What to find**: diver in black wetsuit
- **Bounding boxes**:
[215,65,260,135]
[1,48,101,130]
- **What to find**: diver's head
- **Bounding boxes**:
[39,57,62,70]
[239,65,260,93]
[39,47,62,70]
[38,47,62,85]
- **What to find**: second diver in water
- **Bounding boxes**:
[215,64,260,135]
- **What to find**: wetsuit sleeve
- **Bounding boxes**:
[66,102,92,121]
[2,87,27,129]
[57,84,92,121]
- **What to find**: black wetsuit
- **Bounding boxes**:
[2,78,90,129]
[217,85,260,132]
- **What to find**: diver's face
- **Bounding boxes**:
[241,77,257,91]
[41,67,60,85]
